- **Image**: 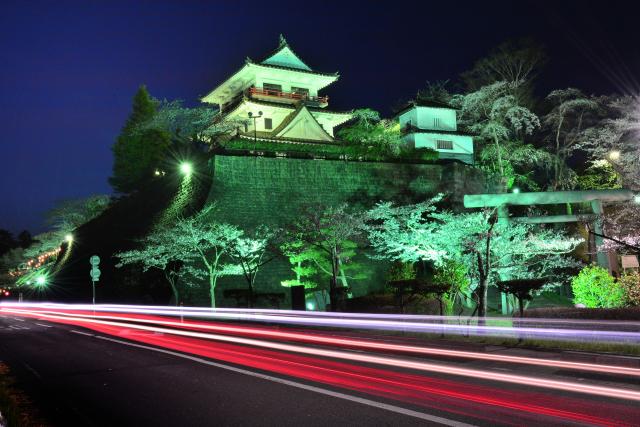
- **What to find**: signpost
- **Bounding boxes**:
[89,255,100,305]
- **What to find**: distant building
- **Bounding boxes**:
[201,35,352,143]
[397,100,474,164]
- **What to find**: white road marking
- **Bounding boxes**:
[23,362,42,379]
[9,325,21,329]
[35,323,53,328]
[11,318,24,322]
[70,330,94,337]
[94,335,476,427]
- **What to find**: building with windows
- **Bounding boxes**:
[397,100,474,164]
[202,35,352,143]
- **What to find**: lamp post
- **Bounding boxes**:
[248,111,263,148]
[608,150,621,161]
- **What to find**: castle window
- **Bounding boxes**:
[263,83,282,94]
[433,117,441,128]
[291,87,309,98]
[264,118,273,130]
[436,140,453,150]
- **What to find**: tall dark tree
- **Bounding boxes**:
[109,85,170,193]
[461,38,547,106]
[16,230,33,249]
[0,229,17,257]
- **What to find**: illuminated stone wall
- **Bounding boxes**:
[205,154,485,308]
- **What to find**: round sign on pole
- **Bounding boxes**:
[90,267,101,282]
[89,255,100,266]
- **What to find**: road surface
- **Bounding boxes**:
[0,306,638,426]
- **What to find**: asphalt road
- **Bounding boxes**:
[0,312,638,427]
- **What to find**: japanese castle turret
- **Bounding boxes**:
[202,35,352,143]
[397,100,474,164]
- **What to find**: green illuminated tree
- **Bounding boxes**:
[337,108,403,157]
[571,265,625,308]
[116,204,242,308]
[280,239,318,290]
[290,204,366,311]
[110,85,171,193]
[433,259,472,315]
[576,160,622,190]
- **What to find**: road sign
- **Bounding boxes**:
[90,267,101,282]
[89,255,100,266]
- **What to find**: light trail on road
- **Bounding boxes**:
[2,303,640,426]
[4,302,639,343]
[3,305,640,378]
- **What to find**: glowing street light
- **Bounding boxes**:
[608,150,621,161]
[36,275,46,286]
[512,187,520,194]
[179,162,193,176]
[65,234,74,243]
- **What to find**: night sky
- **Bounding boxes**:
[2,0,639,234]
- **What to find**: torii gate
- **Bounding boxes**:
[463,189,635,313]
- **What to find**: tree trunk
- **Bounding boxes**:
[329,249,339,311]
[493,132,505,180]
[165,271,179,306]
[477,276,488,319]
[518,296,524,318]
[209,273,216,309]
[170,281,179,306]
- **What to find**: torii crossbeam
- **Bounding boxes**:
[464,189,635,269]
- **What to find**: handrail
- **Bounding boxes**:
[248,87,328,104]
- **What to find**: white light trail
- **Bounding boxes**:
[4,307,640,402]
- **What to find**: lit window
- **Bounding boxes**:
[264,118,273,130]
[436,140,453,150]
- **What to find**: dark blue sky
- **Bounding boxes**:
[2,0,639,234]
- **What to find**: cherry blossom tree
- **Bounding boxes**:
[366,200,582,318]
[542,88,598,189]
[452,81,544,190]
[116,204,242,307]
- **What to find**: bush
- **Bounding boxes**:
[620,271,640,306]
[571,265,626,308]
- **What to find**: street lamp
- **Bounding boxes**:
[64,234,73,243]
[248,111,263,146]
[179,162,193,176]
[36,275,46,286]
[608,150,621,161]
